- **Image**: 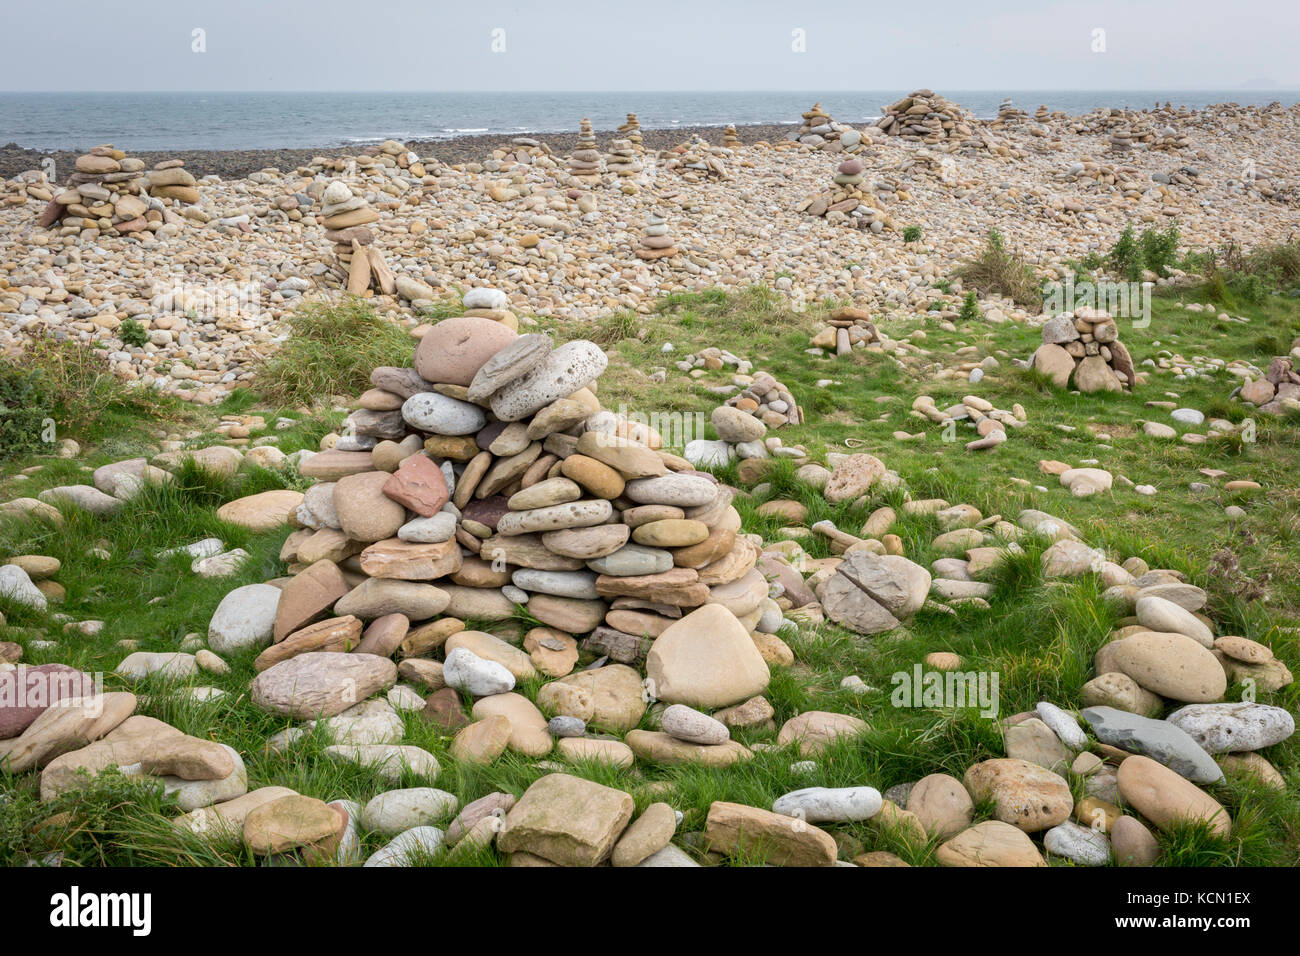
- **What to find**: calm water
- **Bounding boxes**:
[2,90,1298,151]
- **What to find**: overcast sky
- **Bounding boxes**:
[4,0,1297,91]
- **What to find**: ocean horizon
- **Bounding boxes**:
[3,89,1299,152]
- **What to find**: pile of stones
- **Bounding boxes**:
[799,157,894,233]
[617,113,642,148]
[492,137,555,171]
[1030,309,1137,393]
[809,306,882,356]
[634,209,677,260]
[664,136,729,181]
[145,160,200,205]
[685,374,807,470]
[36,145,175,238]
[908,393,1026,451]
[722,125,742,148]
[568,119,603,182]
[1236,354,1300,414]
[790,103,870,153]
[871,90,993,151]
[318,180,393,294]
[605,140,642,178]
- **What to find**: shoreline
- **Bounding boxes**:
[0,122,802,180]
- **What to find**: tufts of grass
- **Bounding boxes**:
[955,230,1041,307]
[252,297,414,406]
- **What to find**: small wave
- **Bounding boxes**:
[442,127,489,133]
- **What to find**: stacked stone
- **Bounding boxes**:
[871,90,990,150]
[492,137,555,170]
[248,301,786,769]
[38,145,152,236]
[1031,309,1137,392]
[794,103,833,147]
[605,139,642,178]
[146,160,200,204]
[1237,355,1300,415]
[722,125,742,148]
[318,180,387,293]
[911,394,1027,451]
[809,306,882,356]
[800,158,892,233]
[568,119,603,181]
[995,98,1030,125]
[617,113,643,148]
[634,209,677,260]
[665,135,729,181]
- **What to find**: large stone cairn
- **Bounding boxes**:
[871,90,991,151]
[319,180,391,294]
[800,157,893,233]
[38,145,196,237]
[809,306,881,356]
[605,139,642,178]
[1031,309,1136,393]
[634,209,677,260]
[617,113,643,148]
[267,299,782,734]
[568,118,603,181]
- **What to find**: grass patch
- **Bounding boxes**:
[955,229,1041,307]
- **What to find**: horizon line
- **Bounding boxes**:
[3,87,1299,95]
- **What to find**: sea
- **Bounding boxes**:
[2,90,1298,152]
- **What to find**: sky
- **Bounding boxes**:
[2,0,1297,92]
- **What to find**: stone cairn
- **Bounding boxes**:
[871,90,994,151]
[791,103,873,154]
[722,125,742,148]
[568,119,603,181]
[1031,309,1136,393]
[605,139,642,178]
[1237,353,1300,415]
[37,145,190,237]
[800,157,893,233]
[910,394,1027,452]
[261,300,788,765]
[809,306,882,356]
[634,209,677,260]
[617,113,643,149]
[665,135,729,181]
[494,137,555,170]
[319,180,393,295]
[682,373,806,470]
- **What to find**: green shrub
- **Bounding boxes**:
[252,297,414,406]
[902,225,922,243]
[0,363,51,460]
[119,318,148,348]
[958,291,982,322]
[1107,222,1180,281]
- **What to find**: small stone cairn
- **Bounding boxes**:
[568,119,603,181]
[722,125,742,148]
[605,139,642,178]
[617,113,643,148]
[634,209,677,260]
[1031,308,1137,392]
[319,180,393,294]
[809,306,882,356]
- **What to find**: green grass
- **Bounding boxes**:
[1,280,1299,867]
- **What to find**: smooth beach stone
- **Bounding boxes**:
[962,758,1073,833]
[1164,702,1294,753]
[1111,632,1226,702]
[498,772,634,866]
[442,647,516,697]
[645,604,770,708]
[659,703,730,745]
[243,795,340,856]
[397,512,457,543]
[335,579,450,620]
[573,432,665,479]
[548,715,586,738]
[936,820,1046,867]
[251,652,397,719]
[414,315,517,387]
[467,333,553,402]
[1035,701,1089,751]
[1082,706,1223,783]
[906,773,974,840]
[704,801,835,866]
[1135,595,1214,646]
[362,787,459,836]
[1116,754,1231,837]
[490,341,608,422]
[507,477,582,510]
[402,392,487,436]
[471,693,553,757]
[587,544,674,577]
[496,499,613,535]
[364,826,446,867]
[624,475,719,508]
[1043,821,1110,866]
[542,524,630,559]
[334,471,406,542]
[325,744,440,784]
[631,519,710,548]
[611,802,678,867]
[206,582,281,653]
[511,568,600,600]
[1111,815,1161,866]
[771,786,883,823]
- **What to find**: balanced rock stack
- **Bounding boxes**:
[145,160,200,205]
[666,135,729,181]
[248,305,789,772]
[871,90,990,151]
[1031,309,1137,393]
[810,306,881,356]
[568,119,603,181]
[1236,355,1300,415]
[617,113,643,148]
[605,139,643,178]
[799,158,892,233]
[38,145,150,235]
[319,180,392,295]
[795,103,833,147]
[634,210,677,260]
[722,125,742,148]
